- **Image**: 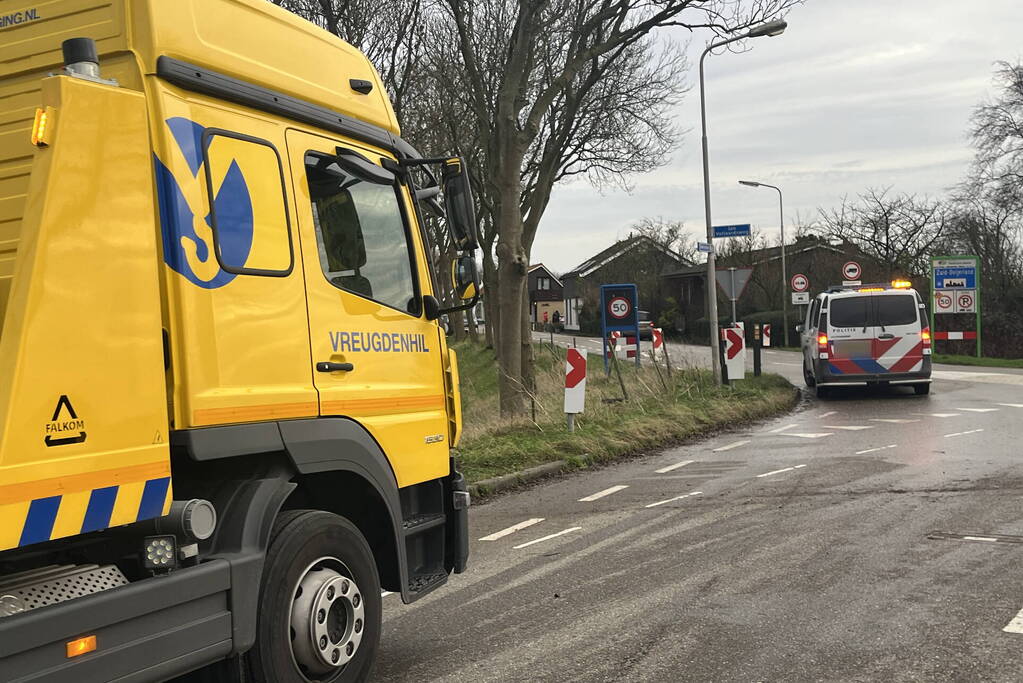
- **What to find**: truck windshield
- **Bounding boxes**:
[875,295,917,326]
[829,296,870,328]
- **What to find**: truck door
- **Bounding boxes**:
[285,130,449,487]
[873,293,924,373]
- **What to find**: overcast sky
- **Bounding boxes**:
[533,0,1023,274]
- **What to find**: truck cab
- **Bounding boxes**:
[799,281,932,398]
[0,1,478,680]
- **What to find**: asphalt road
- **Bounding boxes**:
[376,336,1023,682]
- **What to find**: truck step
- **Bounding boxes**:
[407,570,447,595]
[402,512,446,535]
[0,564,127,617]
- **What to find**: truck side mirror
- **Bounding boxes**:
[451,255,479,301]
[442,158,479,251]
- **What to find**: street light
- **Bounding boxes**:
[700,18,788,384]
[739,179,790,347]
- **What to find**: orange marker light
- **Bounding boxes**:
[31,108,50,147]
[66,635,97,658]
[891,280,912,289]
[858,287,884,293]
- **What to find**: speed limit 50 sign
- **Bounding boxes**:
[608,296,631,319]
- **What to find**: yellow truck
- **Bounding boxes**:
[0,1,479,680]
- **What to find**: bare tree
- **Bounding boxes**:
[818,188,948,278]
[969,61,1023,188]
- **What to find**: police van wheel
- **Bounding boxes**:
[913,383,931,396]
[247,510,381,683]
[803,361,816,388]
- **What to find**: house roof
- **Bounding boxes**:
[563,235,691,279]
[528,263,563,287]
[662,237,861,279]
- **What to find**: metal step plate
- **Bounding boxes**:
[0,564,128,617]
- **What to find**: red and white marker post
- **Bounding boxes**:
[651,327,664,361]
[723,325,745,382]
[564,347,587,432]
[763,323,772,347]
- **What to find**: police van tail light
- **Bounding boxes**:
[817,333,828,348]
[921,327,931,347]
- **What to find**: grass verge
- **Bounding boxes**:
[454,340,797,486]
[932,353,1023,369]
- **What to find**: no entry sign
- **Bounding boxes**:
[842,261,862,281]
[564,348,587,414]
[790,273,809,292]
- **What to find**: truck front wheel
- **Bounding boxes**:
[247,510,381,683]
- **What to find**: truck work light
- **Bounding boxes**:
[143,535,178,571]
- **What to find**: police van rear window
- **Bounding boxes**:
[829,296,869,328]
[875,295,917,326]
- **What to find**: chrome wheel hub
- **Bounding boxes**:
[289,558,365,678]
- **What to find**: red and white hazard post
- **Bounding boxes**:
[723,325,745,382]
[762,323,771,347]
[650,327,664,360]
[564,347,587,432]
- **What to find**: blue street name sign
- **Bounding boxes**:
[713,223,751,239]
[697,242,712,253]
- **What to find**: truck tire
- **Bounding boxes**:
[246,510,381,683]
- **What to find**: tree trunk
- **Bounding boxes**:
[481,251,498,348]
[520,281,535,398]
[451,309,466,341]
[494,167,528,417]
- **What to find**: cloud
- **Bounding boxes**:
[533,0,1023,272]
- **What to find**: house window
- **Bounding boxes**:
[539,277,550,290]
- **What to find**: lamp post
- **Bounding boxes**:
[739,180,789,347]
[701,18,787,384]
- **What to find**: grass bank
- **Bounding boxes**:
[453,341,797,486]
[932,353,1023,369]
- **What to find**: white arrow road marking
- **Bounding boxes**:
[645,491,703,509]
[578,485,629,502]
[818,411,837,418]
[856,444,897,455]
[963,536,999,542]
[655,459,695,473]
[787,433,834,439]
[822,425,874,431]
[766,423,798,434]
[960,408,999,413]
[944,429,985,438]
[998,403,1023,408]
[713,440,750,452]
[479,518,545,541]
[757,464,807,478]
[514,527,582,549]
[870,418,920,424]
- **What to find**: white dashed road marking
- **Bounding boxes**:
[766,423,797,434]
[713,440,750,452]
[960,408,999,413]
[381,591,393,597]
[998,403,1023,408]
[645,491,703,509]
[963,535,998,542]
[578,485,629,502]
[757,464,807,478]
[787,433,834,439]
[1004,607,1023,634]
[514,527,582,549]
[822,425,873,431]
[870,418,920,424]
[479,518,545,541]
[656,460,694,473]
[944,429,984,438]
[856,444,897,455]
[914,413,961,418]
[818,411,837,418]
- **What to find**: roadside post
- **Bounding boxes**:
[718,328,729,385]
[600,283,641,372]
[930,256,981,357]
[607,332,630,401]
[564,347,587,432]
[649,327,668,391]
[752,324,762,377]
[763,323,771,347]
[722,324,745,382]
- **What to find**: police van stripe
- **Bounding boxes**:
[4,476,173,550]
[81,485,119,533]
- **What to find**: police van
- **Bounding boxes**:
[799,281,932,398]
